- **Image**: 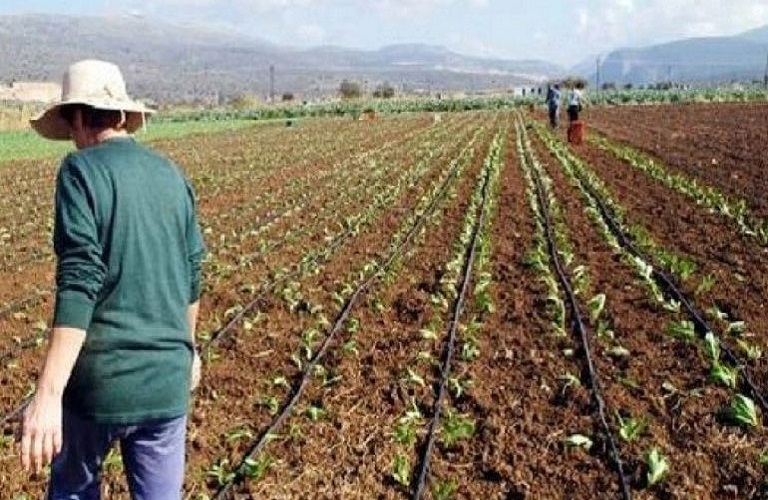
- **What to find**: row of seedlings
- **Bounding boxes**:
[590,135,768,245]
[532,122,768,494]
[514,114,632,499]
[201,120,498,498]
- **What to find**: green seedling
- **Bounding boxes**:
[392,453,411,487]
[696,274,716,295]
[617,414,647,442]
[258,396,280,415]
[403,368,426,387]
[564,434,593,451]
[441,411,475,447]
[707,306,728,321]
[667,320,696,342]
[420,322,439,340]
[341,340,359,356]
[710,363,738,389]
[225,427,253,443]
[704,332,720,362]
[206,458,235,487]
[271,375,291,390]
[588,293,606,323]
[241,455,273,482]
[646,448,669,487]
[559,372,581,391]
[607,346,630,358]
[103,447,124,473]
[306,405,326,421]
[447,376,473,399]
[393,420,418,446]
[727,321,746,335]
[729,394,759,428]
[433,479,458,500]
[661,300,681,313]
[737,339,762,361]
[415,351,435,364]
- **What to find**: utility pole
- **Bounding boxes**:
[764,52,768,88]
[595,57,601,92]
[269,64,275,103]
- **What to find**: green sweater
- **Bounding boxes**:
[53,136,205,424]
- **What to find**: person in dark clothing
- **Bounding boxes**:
[21,59,205,500]
[545,83,562,128]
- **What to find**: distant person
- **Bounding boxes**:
[567,84,585,123]
[545,83,562,128]
[20,59,205,499]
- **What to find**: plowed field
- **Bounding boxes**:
[1,105,767,499]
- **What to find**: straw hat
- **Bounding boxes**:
[30,59,155,140]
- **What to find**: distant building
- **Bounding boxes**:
[0,81,61,103]
[511,86,546,98]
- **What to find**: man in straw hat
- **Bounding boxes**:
[20,59,205,499]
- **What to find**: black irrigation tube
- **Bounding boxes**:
[213,126,479,500]
[520,120,632,500]
[556,142,768,413]
[410,138,495,500]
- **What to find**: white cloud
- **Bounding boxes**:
[449,34,502,58]
[373,0,489,18]
[294,23,326,44]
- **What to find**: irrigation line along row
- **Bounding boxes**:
[213,128,485,499]
[543,132,768,413]
[410,133,500,500]
[517,117,632,500]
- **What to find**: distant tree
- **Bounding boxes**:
[372,82,395,99]
[562,76,589,89]
[623,83,634,90]
[228,93,259,109]
[601,82,617,90]
[339,80,362,99]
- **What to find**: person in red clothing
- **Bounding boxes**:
[20,59,205,500]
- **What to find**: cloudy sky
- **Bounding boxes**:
[3,0,768,66]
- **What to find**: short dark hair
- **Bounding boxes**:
[59,104,124,130]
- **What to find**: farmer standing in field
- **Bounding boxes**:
[20,59,205,499]
[545,83,561,128]
[567,82,585,124]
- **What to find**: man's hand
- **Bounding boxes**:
[191,350,201,391]
[21,394,63,474]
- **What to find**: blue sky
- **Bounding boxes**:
[3,0,768,66]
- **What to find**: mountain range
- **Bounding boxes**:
[0,14,559,103]
[1,14,767,103]
[581,24,768,86]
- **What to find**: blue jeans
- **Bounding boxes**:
[48,410,187,500]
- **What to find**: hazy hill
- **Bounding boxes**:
[585,25,768,86]
[0,14,561,103]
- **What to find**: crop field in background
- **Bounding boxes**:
[0,103,767,499]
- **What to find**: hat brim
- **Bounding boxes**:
[30,99,156,141]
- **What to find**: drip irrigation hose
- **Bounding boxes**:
[213,128,480,499]
[520,118,632,500]
[568,162,768,413]
[410,138,497,500]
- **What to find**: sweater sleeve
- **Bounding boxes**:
[186,181,206,303]
[53,156,107,330]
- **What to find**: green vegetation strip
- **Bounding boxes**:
[0,120,257,163]
[591,134,768,245]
